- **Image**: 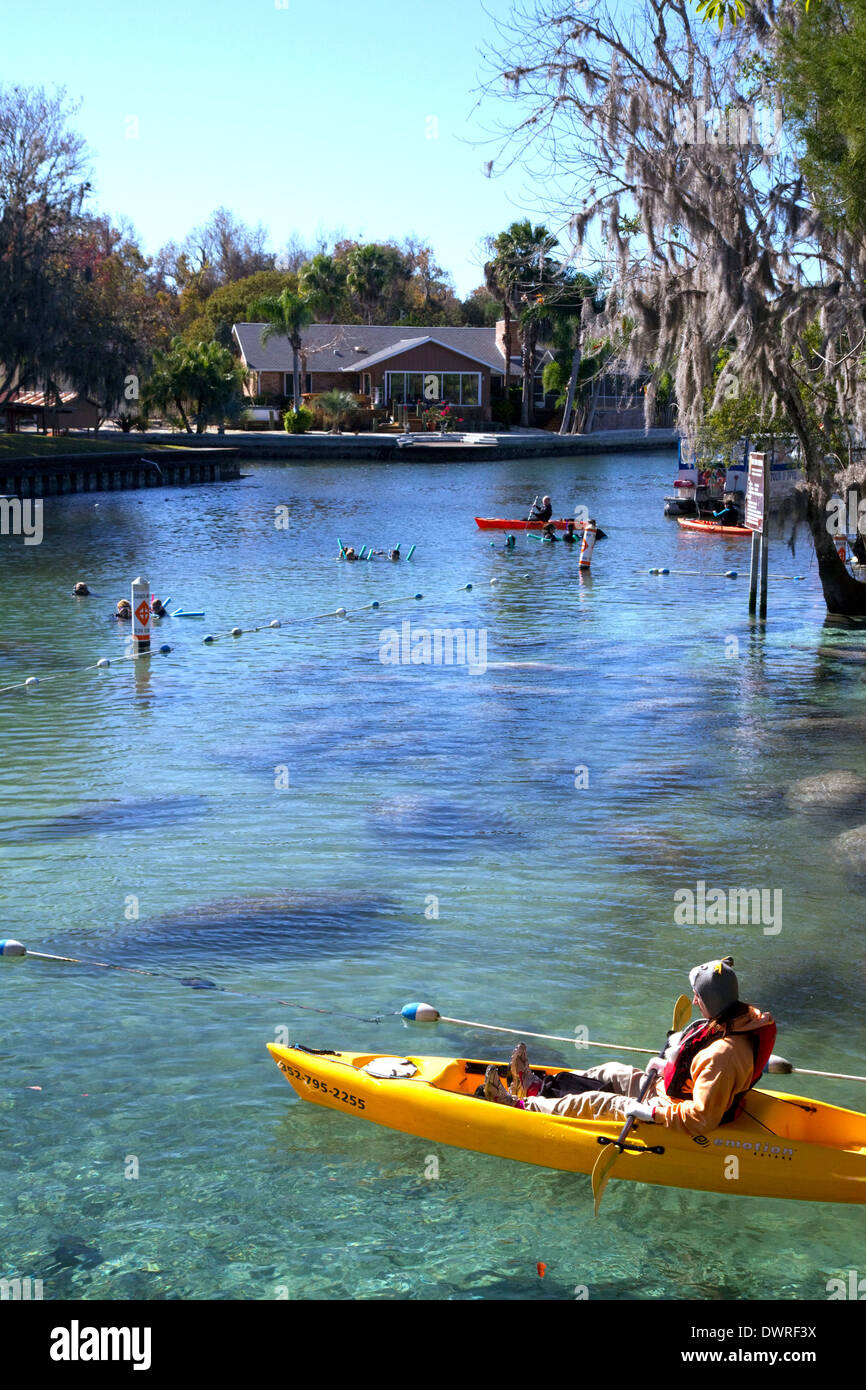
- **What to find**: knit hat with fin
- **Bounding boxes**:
[689,955,739,1018]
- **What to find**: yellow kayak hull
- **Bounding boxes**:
[267,1044,866,1204]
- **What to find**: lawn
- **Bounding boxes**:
[0,434,176,458]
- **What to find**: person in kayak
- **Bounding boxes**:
[530,495,553,523]
[483,956,776,1137]
[712,502,741,526]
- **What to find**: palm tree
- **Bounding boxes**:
[487,222,560,425]
[298,254,346,322]
[483,252,516,405]
[247,288,315,411]
[315,388,357,433]
[346,244,390,324]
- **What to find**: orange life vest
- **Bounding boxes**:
[663,1016,777,1124]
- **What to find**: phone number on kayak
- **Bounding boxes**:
[279,1062,366,1109]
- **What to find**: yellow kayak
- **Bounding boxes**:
[267,1043,866,1204]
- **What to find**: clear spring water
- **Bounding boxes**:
[0,450,864,1300]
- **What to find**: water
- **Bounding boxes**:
[1,451,864,1300]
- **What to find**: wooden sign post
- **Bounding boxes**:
[745,453,770,617]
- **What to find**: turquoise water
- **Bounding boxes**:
[1,451,864,1300]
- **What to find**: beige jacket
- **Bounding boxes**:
[648,1005,775,1136]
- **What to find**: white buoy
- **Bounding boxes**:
[578,521,598,570]
[490,577,498,585]
[231,627,243,637]
[269,619,281,628]
[96,658,110,668]
[131,575,151,654]
[0,939,26,956]
[335,607,347,617]
[24,676,38,688]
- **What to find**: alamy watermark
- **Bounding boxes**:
[0,1276,43,1299]
[674,880,782,935]
[0,497,42,545]
[673,99,782,152]
[379,621,487,674]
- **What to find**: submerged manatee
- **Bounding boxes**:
[3,795,208,844]
[785,770,866,820]
[116,890,399,953]
[367,794,524,853]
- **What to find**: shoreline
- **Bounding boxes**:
[0,428,677,495]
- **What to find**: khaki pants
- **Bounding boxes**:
[523,1062,648,1121]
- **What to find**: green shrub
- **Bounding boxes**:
[492,398,518,426]
[283,407,314,434]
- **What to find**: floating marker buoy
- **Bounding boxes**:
[269,619,281,628]
[414,593,423,600]
[401,1001,441,1022]
[25,677,38,688]
[96,658,110,668]
[0,939,25,956]
[660,567,670,575]
[649,567,660,574]
[231,627,243,637]
[335,607,347,618]
[370,601,379,610]
[523,574,530,580]
[203,635,215,644]
[159,644,172,654]
[490,578,498,585]
[725,570,738,579]
[461,583,473,591]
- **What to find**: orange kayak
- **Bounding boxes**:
[676,517,752,536]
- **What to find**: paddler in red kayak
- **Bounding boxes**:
[484,956,776,1137]
[529,495,553,523]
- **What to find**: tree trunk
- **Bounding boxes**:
[559,338,582,435]
[291,341,301,412]
[174,397,192,433]
[803,487,866,615]
[582,375,603,435]
[503,303,512,398]
[520,323,536,427]
[767,355,866,615]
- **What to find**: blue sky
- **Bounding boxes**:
[9,0,548,296]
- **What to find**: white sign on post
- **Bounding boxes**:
[745,453,766,533]
[131,575,151,651]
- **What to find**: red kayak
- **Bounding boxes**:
[676,517,752,537]
[475,517,590,531]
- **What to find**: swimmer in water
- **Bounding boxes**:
[73,581,91,596]
[114,599,132,621]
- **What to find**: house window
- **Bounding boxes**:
[385,371,482,405]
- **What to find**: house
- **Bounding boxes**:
[0,387,100,434]
[231,320,665,431]
[232,320,547,425]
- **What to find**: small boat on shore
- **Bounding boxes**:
[268,1043,866,1204]
[677,517,752,537]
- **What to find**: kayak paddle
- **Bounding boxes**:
[591,993,692,1216]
